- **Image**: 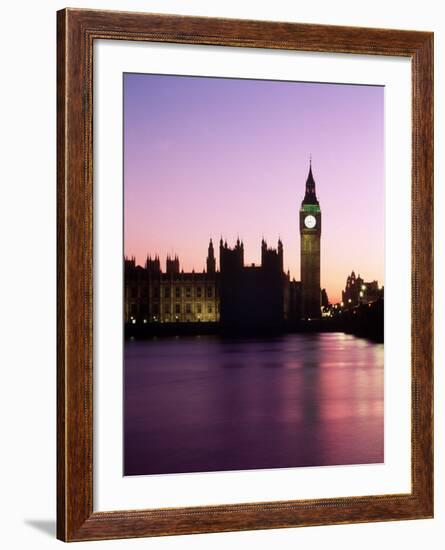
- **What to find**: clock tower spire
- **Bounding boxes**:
[302,157,319,206]
[300,160,322,319]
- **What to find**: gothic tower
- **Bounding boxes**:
[300,160,322,319]
[206,239,216,273]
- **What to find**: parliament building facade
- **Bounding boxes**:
[125,163,323,327]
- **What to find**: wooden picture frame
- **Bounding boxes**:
[57,8,433,542]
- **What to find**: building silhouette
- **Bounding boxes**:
[299,160,322,319]
[219,238,287,329]
[124,162,326,327]
[342,271,383,308]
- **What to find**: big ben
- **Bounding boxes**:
[300,161,321,319]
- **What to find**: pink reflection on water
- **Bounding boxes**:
[314,333,383,465]
[124,333,384,475]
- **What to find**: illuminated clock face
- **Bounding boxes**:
[304,214,317,229]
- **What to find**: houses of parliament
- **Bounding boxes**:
[125,162,323,328]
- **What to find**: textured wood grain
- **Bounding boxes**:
[57,8,434,542]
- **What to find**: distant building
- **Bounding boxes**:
[341,271,383,308]
[321,288,330,307]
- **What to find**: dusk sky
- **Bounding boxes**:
[124,73,384,304]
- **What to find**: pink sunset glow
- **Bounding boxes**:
[124,73,384,304]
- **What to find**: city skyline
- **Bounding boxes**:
[124,73,384,303]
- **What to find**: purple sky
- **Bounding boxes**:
[124,73,384,303]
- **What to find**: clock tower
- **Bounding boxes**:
[300,161,321,319]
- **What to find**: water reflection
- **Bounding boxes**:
[124,333,383,475]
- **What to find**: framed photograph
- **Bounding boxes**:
[57,8,433,542]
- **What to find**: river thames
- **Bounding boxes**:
[124,332,383,476]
